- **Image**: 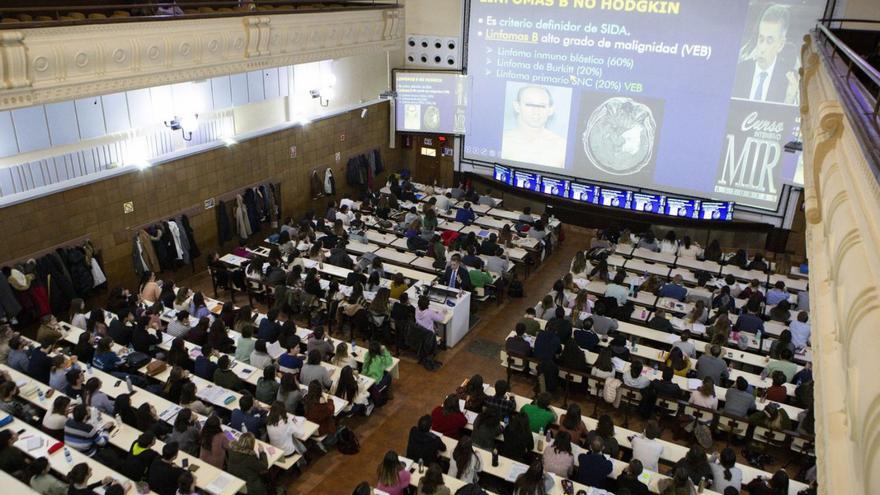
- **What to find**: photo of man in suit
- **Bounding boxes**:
[732,4,798,105]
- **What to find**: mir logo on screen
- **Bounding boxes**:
[715,111,782,203]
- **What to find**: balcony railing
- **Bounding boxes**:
[0,0,399,28]
[813,18,880,173]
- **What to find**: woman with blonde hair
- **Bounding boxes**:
[227,433,269,495]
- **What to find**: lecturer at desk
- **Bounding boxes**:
[443,255,473,291]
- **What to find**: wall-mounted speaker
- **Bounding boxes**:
[405,34,462,70]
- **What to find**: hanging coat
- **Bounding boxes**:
[371,149,384,175]
[35,254,76,316]
[216,201,232,246]
[324,168,336,195]
[65,248,94,297]
[180,214,200,259]
[310,170,323,199]
[243,188,260,234]
[234,194,252,240]
[90,258,107,288]
[0,275,21,320]
[151,225,172,271]
[167,220,187,262]
[137,229,161,273]
[171,218,191,265]
[133,236,149,277]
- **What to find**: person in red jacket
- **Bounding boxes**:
[430,394,467,439]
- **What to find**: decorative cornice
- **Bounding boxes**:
[0,8,404,110]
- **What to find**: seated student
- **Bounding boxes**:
[747,253,769,272]
[648,308,675,332]
[559,337,588,372]
[0,429,27,477]
[121,431,159,481]
[518,307,542,336]
[733,302,765,334]
[193,343,218,380]
[213,355,243,391]
[231,393,267,437]
[249,339,274,371]
[166,311,191,339]
[505,323,532,357]
[789,311,811,349]
[637,231,660,252]
[762,348,799,382]
[573,317,600,352]
[615,459,651,495]
[608,334,631,361]
[108,309,136,346]
[623,360,651,390]
[764,370,789,403]
[696,345,729,385]
[300,350,332,390]
[542,431,575,478]
[533,326,561,363]
[723,377,757,417]
[147,442,187,495]
[766,281,789,306]
[664,346,692,377]
[650,366,683,399]
[65,404,110,457]
[406,414,447,466]
[28,456,68,495]
[480,233,499,256]
[575,437,613,488]
[461,246,484,270]
[521,392,556,433]
[306,327,334,359]
[431,395,468,439]
[603,270,630,306]
[278,338,304,374]
[629,420,664,472]
[257,309,282,342]
[376,450,412,495]
[738,279,765,302]
[591,302,620,336]
[234,325,257,364]
[769,299,793,323]
[545,306,573,343]
[454,202,477,225]
[658,274,688,302]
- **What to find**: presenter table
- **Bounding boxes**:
[406,282,471,348]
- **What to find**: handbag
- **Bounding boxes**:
[146,360,168,376]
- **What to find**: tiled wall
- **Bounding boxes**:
[0,101,400,288]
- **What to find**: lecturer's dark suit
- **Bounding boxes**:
[443,266,473,291]
[732,55,791,103]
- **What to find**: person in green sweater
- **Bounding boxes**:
[213,355,243,391]
[761,348,799,382]
[362,341,393,381]
[234,325,256,364]
[521,392,557,433]
[518,308,542,336]
[468,268,494,290]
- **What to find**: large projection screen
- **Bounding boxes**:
[463,0,821,210]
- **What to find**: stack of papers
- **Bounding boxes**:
[505,462,529,482]
[205,473,234,495]
[687,379,703,390]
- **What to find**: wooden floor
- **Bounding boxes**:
[168,225,801,494]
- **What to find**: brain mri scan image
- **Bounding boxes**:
[583,97,657,176]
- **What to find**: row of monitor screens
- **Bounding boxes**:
[493,165,733,221]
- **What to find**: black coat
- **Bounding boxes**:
[180,214,200,259]
[217,200,232,245]
[64,248,94,297]
[35,254,76,315]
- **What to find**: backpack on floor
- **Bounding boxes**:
[336,427,360,455]
[508,277,524,298]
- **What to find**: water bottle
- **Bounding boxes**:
[351,340,357,357]
[418,458,424,473]
[491,449,499,467]
[242,423,248,433]
[545,428,552,443]
[115,414,122,426]
[125,376,133,394]
[63,447,72,463]
[756,329,763,346]
[37,389,44,402]
[87,362,92,375]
